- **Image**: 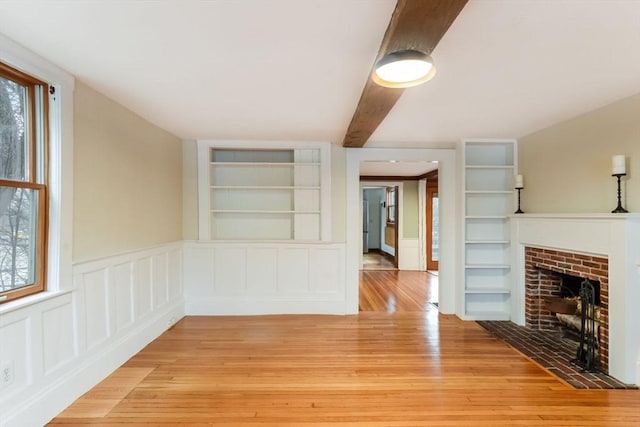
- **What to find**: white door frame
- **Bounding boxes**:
[360,181,404,267]
[345,148,458,315]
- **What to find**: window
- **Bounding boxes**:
[0,62,48,303]
[386,186,396,224]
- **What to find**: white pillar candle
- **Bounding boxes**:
[612,155,626,175]
[515,174,524,189]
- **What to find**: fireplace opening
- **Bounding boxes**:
[559,273,600,306]
[524,246,609,372]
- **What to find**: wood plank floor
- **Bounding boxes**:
[359,270,437,312]
[49,272,640,426]
[362,251,396,270]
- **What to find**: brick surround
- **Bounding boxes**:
[524,247,609,372]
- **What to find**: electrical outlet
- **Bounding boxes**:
[1,361,14,388]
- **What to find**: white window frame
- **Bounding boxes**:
[0,33,74,311]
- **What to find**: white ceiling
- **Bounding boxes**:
[1,0,639,147]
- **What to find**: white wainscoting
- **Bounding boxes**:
[398,238,421,271]
[0,243,184,427]
[184,241,346,315]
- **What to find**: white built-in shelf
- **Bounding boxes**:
[463,311,511,321]
[211,210,320,214]
[465,264,510,269]
[198,142,330,241]
[465,165,515,169]
[461,139,516,321]
[464,287,511,294]
[465,240,510,244]
[210,161,320,167]
[211,186,320,190]
[465,190,513,194]
[465,215,508,219]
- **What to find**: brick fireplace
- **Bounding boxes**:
[511,214,640,386]
[524,246,609,371]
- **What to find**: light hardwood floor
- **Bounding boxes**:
[49,272,640,426]
[359,270,437,312]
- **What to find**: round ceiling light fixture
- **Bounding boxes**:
[372,49,436,88]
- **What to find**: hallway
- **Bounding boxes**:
[361,250,396,270]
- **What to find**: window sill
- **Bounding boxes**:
[0,290,72,316]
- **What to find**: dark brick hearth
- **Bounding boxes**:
[478,321,635,389]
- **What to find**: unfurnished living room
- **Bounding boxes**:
[1,1,640,426]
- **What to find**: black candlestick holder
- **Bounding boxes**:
[515,187,524,214]
[611,173,628,213]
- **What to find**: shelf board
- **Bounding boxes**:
[465,165,514,169]
[211,185,320,190]
[463,311,510,321]
[464,215,508,219]
[210,162,320,167]
[465,190,513,194]
[211,210,321,214]
[464,287,511,294]
[465,264,510,269]
[465,240,510,244]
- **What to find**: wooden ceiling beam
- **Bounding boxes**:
[342,0,468,148]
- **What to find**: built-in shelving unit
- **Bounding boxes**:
[197,141,330,241]
[462,139,516,320]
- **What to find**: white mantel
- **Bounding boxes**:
[510,213,640,385]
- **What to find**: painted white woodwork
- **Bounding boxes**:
[197,140,331,242]
[398,238,421,271]
[511,214,640,385]
[461,139,517,320]
[0,243,184,427]
[184,242,346,315]
[418,179,427,271]
[347,148,458,315]
[0,32,75,299]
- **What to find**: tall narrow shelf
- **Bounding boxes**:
[462,139,516,320]
[197,141,330,241]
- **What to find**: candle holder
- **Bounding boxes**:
[611,173,628,213]
[515,187,524,214]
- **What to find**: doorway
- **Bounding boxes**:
[347,149,456,315]
[361,183,400,270]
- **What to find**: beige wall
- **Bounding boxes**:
[402,180,419,238]
[73,81,182,262]
[182,140,199,240]
[331,144,347,242]
[519,93,640,213]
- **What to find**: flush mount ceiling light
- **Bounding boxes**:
[372,49,436,88]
